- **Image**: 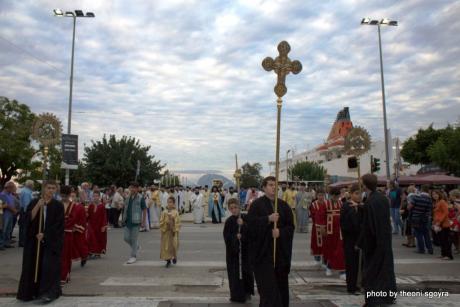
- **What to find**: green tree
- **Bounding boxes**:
[240,162,263,188]
[0,97,36,187]
[83,135,163,187]
[400,124,444,165]
[289,161,326,181]
[428,126,460,176]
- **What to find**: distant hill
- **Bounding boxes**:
[196,174,235,189]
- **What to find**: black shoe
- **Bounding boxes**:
[81,259,87,267]
[172,258,177,264]
[4,244,14,248]
[0,247,5,251]
[428,250,434,255]
[166,260,171,268]
[414,250,425,254]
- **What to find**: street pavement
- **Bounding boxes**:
[1,213,459,306]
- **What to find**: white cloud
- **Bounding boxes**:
[0,0,459,177]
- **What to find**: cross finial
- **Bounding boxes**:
[262,41,302,97]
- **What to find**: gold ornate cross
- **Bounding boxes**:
[262,41,302,97]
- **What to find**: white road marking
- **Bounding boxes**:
[123,258,459,267]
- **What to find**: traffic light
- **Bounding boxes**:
[371,156,381,173]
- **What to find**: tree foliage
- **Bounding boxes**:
[427,126,460,176]
[240,162,263,188]
[0,97,36,187]
[400,125,444,165]
[289,161,326,181]
[83,135,163,187]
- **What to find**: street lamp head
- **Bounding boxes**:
[53,9,64,16]
[65,11,75,17]
[86,12,95,18]
[362,17,398,26]
[75,10,85,17]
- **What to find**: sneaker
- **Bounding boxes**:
[166,260,171,268]
[172,258,177,264]
[126,257,137,264]
[321,263,327,269]
[314,260,321,266]
[325,268,332,276]
[339,273,347,280]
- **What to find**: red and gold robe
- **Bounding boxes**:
[323,199,345,270]
[87,203,107,255]
[61,202,78,283]
[309,200,328,256]
[72,203,89,262]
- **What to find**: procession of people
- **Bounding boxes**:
[0,174,458,306]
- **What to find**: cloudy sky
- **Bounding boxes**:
[1,0,459,179]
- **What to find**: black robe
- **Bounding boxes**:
[340,201,363,293]
[17,198,64,301]
[223,214,254,302]
[246,195,294,307]
[358,191,397,305]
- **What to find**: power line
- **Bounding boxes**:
[0,35,67,76]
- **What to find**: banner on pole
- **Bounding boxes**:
[61,134,78,169]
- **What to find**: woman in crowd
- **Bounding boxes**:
[432,190,453,260]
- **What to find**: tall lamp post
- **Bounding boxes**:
[361,17,397,184]
[286,149,291,182]
[54,9,95,185]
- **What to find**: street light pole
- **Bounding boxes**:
[54,9,95,185]
[361,18,397,184]
[65,15,76,186]
[377,24,391,183]
[286,149,291,182]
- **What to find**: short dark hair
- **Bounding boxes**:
[362,174,378,191]
[44,180,58,187]
[130,182,140,188]
[330,187,341,196]
[228,198,239,207]
[167,196,175,203]
[300,182,306,187]
[60,185,72,196]
[262,176,276,187]
[349,183,360,194]
[421,185,430,193]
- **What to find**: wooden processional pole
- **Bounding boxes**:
[262,41,302,267]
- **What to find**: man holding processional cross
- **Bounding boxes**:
[246,41,301,307]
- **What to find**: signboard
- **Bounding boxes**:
[61,134,78,169]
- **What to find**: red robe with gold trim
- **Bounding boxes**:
[309,200,328,256]
[72,203,89,261]
[61,202,78,283]
[323,199,345,270]
[87,203,107,255]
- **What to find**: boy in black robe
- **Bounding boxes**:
[358,174,397,306]
[17,180,64,303]
[223,198,254,303]
[340,183,363,294]
[247,176,294,307]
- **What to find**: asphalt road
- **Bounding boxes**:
[1,214,459,306]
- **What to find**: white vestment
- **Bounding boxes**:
[191,193,204,224]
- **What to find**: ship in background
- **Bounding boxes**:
[269,107,418,182]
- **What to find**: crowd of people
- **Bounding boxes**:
[0,175,459,306]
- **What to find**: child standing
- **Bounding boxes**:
[160,196,181,267]
[223,198,254,303]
